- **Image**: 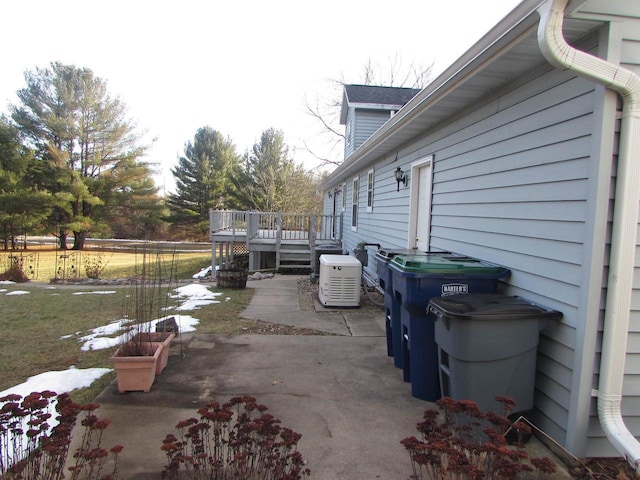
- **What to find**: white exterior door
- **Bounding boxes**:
[409,157,433,251]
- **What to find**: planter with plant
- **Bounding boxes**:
[110,251,178,393]
[129,329,176,376]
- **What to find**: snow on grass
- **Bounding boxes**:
[73,290,116,295]
[64,283,222,351]
[170,283,223,310]
[3,282,226,396]
[0,366,112,398]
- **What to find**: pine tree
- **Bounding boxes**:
[168,127,243,239]
[11,62,154,249]
[0,117,52,249]
[243,128,294,212]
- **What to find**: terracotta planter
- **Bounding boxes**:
[110,341,162,393]
[130,332,176,375]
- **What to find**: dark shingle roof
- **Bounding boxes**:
[344,84,421,106]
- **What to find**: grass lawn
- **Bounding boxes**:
[0,247,256,404]
[0,246,213,282]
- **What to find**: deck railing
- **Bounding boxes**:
[210,210,248,234]
[210,210,341,243]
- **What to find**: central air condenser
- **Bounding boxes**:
[318,254,362,307]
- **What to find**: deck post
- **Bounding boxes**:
[309,215,317,272]
[214,208,216,278]
[275,213,283,269]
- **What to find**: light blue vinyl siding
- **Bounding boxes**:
[340,161,411,275]
[328,12,640,458]
[337,66,607,452]
[345,109,392,158]
[354,110,390,150]
[425,71,603,449]
[344,108,356,158]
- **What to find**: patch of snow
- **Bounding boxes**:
[6,290,29,296]
[0,366,112,398]
[73,290,116,295]
[68,284,212,351]
[192,265,212,278]
[249,271,273,280]
[171,283,222,311]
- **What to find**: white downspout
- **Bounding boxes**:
[537,0,640,469]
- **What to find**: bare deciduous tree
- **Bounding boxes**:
[304,54,434,168]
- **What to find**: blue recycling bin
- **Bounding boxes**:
[376,249,457,369]
[375,248,419,364]
[390,255,510,401]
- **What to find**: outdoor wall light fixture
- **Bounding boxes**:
[394,167,407,192]
[328,186,341,198]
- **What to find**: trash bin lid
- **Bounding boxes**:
[428,294,563,321]
[376,249,455,260]
[390,254,508,277]
[376,248,421,260]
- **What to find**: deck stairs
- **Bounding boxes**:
[277,242,312,272]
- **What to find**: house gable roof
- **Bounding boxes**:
[340,85,421,124]
[324,0,603,189]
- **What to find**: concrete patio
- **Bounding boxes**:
[88,274,572,479]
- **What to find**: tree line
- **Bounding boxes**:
[0,62,325,250]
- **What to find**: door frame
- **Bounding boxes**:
[407,155,434,250]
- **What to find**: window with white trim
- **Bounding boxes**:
[351,177,359,230]
[366,169,374,212]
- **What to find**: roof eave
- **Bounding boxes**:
[323,0,550,190]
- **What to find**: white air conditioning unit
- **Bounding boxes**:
[318,255,362,307]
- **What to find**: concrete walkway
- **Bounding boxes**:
[87,274,572,479]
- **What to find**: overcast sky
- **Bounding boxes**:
[2,0,522,192]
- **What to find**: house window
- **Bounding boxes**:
[351,177,359,230]
[342,182,347,211]
[367,169,374,212]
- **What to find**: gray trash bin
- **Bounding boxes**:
[428,294,562,414]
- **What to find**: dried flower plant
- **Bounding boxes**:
[160,395,310,480]
[401,396,557,480]
[83,254,110,280]
[0,391,122,480]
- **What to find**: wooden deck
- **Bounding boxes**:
[209,210,342,272]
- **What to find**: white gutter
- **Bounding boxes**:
[538,0,640,469]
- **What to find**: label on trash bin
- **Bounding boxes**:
[441,283,468,296]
